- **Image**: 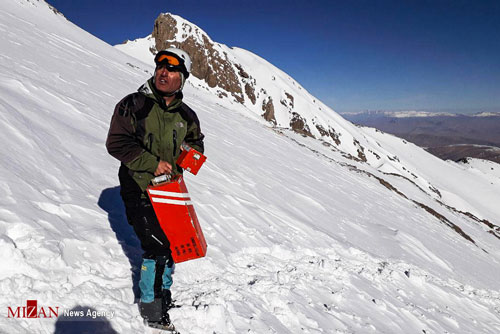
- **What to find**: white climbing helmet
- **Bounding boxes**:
[154,47,192,78]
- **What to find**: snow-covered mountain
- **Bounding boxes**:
[116,13,368,154]
[340,110,500,118]
[456,157,500,180]
[117,12,500,230]
[1,1,499,333]
[340,110,459,118]
[473,111,500,117]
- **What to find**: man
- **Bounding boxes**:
[106,48,204,328]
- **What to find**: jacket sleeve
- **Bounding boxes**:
[181,104,205,154]
[106,94,158,173]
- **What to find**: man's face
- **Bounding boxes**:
[154,65,182,94]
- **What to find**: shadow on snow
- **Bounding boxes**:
[98,186,142,301]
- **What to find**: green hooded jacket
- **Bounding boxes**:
[106,78,205,192]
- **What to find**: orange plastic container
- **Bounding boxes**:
[176,147,207,175]
[146,175,207,263]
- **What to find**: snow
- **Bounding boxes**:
[473,112,500,117]
[1,1,500,333]
[115,36,157,68]
[340,110,458,118]
[341,110,500,118]
[384,111,457,118]
[358,127,500,221]
[114,18,371,160]
[455,157,500,181]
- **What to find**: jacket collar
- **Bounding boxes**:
[138,77,183,111]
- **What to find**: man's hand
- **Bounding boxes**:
[155,160,173,176]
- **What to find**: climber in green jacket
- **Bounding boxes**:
[106,47,204,329]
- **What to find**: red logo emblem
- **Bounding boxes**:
[7,300,59,318]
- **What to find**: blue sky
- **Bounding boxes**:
[47,0,500,114]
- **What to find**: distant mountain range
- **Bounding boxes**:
[341,111,500,163]
[341,110,500,118]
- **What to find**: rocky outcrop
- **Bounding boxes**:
[280,92,294,112]
[262,97,276,124]
[290,112,313,138]
[151,14,244,103]
[315,124,341,146]
[353,139,367,162]
[148,13,338,145]
[245,83,256,105]
[284,92,294,109]
[152,14,177,46]
[234,63,249,79]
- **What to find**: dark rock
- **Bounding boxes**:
[152,14,178,50]
[262,97,276,124]
[285,92,294,109]
[245,83,256,105]
[353,139,367,162]
[151,13,244,103]
[316,124,328,136]
[290,112,313,138]
[235,63,249,79]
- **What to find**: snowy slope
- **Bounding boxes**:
[116,13,500,227]
[115,14,389,163]
[456,157,500,180]
[1,1,500,334]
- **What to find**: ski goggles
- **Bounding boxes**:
[154,51,184,69]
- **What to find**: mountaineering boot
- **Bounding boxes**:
[139,298,162,322]
[160,310,172,327]
[147,319,177,332]
[146,300,176,333]
[141,296,176,332]
[162,289,172,311]
[154,289,173,328]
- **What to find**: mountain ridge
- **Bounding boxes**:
[116,12,500,226]
[116,13,353,147]
[342,111,500,163]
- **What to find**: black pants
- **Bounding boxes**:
[124,197,172,258]
[121,168,173,251]
[119,165,174,298]
[119,166,170,258]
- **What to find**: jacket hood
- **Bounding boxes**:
[137,77,183,110]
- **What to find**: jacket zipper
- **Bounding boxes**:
[147,133,154,152]
[173,129,177,158]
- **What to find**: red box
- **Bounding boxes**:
[176,147,206,175]
[146,175,207,263]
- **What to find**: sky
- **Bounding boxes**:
[46,0,500,114]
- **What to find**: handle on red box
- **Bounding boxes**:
[151,174,172,186]
[180,142,191,152]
